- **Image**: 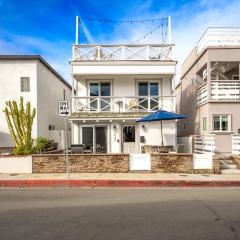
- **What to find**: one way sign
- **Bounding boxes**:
[59,100,71,117]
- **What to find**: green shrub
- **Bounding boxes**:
[34,137,50,153]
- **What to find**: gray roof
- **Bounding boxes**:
[0,55,71,89]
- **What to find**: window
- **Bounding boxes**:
[123,126,135,142]
[233,75,239,80]
[202,117,207,131]
[213,115,230,132]
[89,81,111,111]
[21,77,30,92]
[63,89,66,100]
[137,81,160,110]
[183,122,187,130]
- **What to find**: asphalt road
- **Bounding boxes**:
[0,188,240,240]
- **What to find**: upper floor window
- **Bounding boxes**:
[63,89,66,100]
[137,81,160,111]
[89,82,111,97]
[21,77,30,92]
[89,81,111,111]
[213,114,231,132]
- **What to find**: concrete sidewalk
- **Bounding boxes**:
[1,173,240,187]
[1,172,240,181]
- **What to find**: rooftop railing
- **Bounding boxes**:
[72,44,174,61]
[196,27,240,54]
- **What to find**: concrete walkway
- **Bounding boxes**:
[1,173,240,188]
[1,172,240,181]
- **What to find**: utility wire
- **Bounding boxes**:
[80,16,168,24]
[79,19,89,43]
[130,21,168,44]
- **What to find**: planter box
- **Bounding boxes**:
[0,156,32,173]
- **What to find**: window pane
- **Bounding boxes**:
[213,116,220,131]
[82,127,93,150]
[90,83,99,96]
[138,82,148,96]
[100,83,110,96]
[123,126,135,142]
[150,83,159,96]
[222,116,228,131]
[21,77,30,92]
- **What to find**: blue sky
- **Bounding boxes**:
[0,0,240,82]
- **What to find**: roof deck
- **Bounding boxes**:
[197,27,240,54]
[72,43,174,62]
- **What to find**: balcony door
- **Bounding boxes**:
[137,81,160,111]
[82,126,108,153]
[89,81,111,111]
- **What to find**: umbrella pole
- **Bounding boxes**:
[161,121,164,146]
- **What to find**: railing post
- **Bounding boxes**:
[97,46,100,60]
[123,98,126,112]
[121,46,125,60]
[97,98,100,112]
[146,46,149,60]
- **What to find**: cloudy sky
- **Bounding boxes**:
[0,0,240,83]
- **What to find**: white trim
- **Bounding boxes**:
[211,114,232,132]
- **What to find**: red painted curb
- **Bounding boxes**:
[1,179,240,188]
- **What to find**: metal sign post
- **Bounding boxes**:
[58,100,71,179]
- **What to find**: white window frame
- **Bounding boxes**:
[87,79,113,97]
[135,79,162,97]
[20,77,30,92]
[212,114,231,132]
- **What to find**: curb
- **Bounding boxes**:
[1,179,240,188]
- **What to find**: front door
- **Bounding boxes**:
[122,125,138,153]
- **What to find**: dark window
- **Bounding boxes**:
[123,126,135,142]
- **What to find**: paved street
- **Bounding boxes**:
[0,188,240,240]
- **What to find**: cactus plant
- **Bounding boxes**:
[3,97,36,155]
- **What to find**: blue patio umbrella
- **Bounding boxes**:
[136,110,189,146]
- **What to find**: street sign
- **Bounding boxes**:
[59,100,71,117]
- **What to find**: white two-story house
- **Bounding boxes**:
[70,17,177,154]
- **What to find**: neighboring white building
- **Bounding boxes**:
[0,55,71,148]
[70,17,177,154]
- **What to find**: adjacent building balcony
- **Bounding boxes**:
[72,96,175,114]
[197,80,240,105]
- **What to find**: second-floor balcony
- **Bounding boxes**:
[197,80,240,105]
[72,96,175,114]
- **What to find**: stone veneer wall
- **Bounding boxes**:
[32,153,220,174]
[230,155,240,169]
[151,154,220,174]
[32,154,129,173]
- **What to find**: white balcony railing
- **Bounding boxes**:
[196,80,240,105]
[72,96,175,113]
[196,27,240,54]
[72,44,173,61]
[196,83,208,105]
[211,80,240,100]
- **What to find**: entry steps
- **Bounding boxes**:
[220,155,240,174]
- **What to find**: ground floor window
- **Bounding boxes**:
[123,126,135,142]
[212,115,231,132]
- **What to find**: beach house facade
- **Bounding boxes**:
[70,17,177,154]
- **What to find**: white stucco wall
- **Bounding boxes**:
[75,74,173,97]
[0,60,38,147]
[0,58,71,148]
[37,61,71,139]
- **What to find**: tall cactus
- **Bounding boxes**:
[3,97,36,155]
